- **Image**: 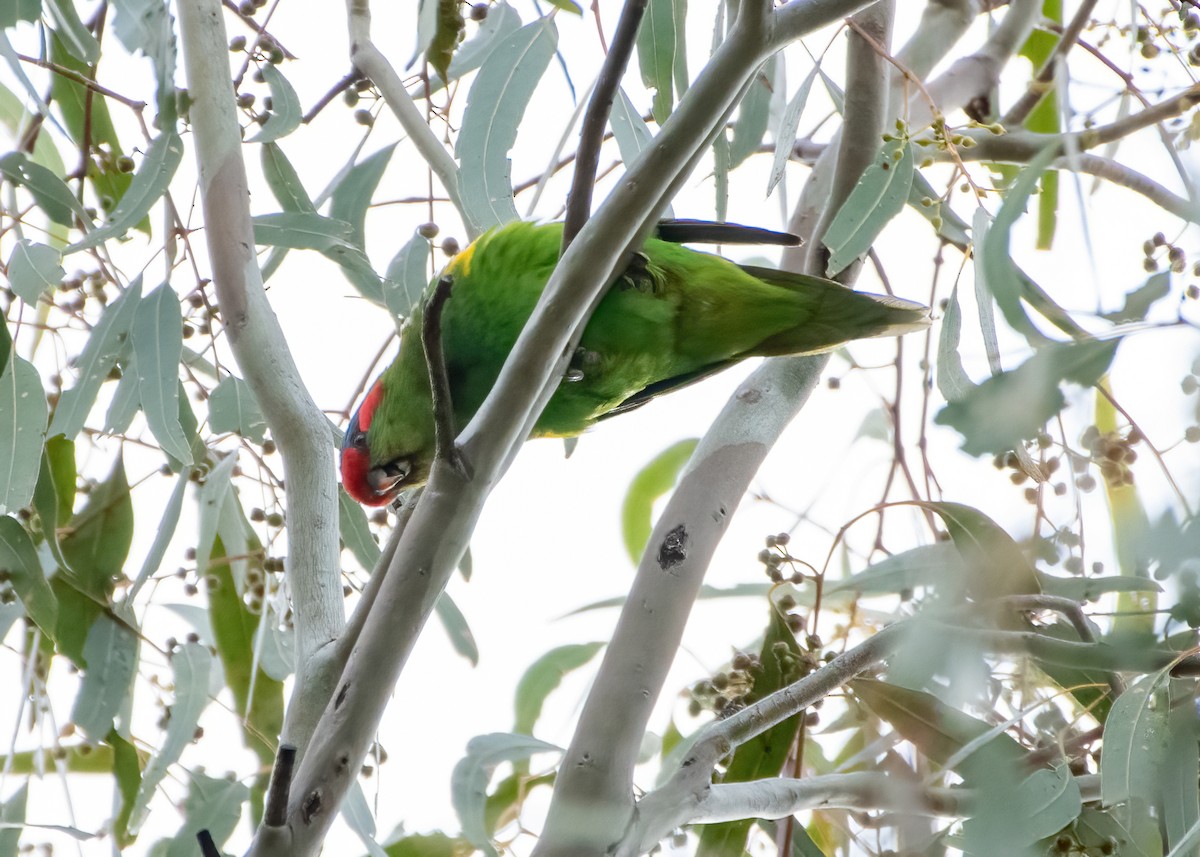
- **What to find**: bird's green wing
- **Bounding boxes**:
[596,360,734,420]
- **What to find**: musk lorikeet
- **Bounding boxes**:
[341,220,929,506]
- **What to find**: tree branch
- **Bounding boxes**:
[561,0,648,250]
[1000,0,1098,127]
[345,0,480,237]
[177,0,343,757]
[421,275,462,467]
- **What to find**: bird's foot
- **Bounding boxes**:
[617,251,659,293]
[566,346,601,382]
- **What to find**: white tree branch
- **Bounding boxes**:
[176,0,343,755]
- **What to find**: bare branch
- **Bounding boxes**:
[177,0,343,755]
[421,275,467,471]
[345,0,479,237]
[562,0,649,250]
[1000,0,1099,126]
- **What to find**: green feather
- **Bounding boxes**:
[363,221,928,486]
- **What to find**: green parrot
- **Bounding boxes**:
[341,220,928,505]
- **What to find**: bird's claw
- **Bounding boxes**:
[618,251,658,293]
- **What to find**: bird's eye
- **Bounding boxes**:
[352,431,368,449]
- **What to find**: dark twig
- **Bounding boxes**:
[1001,0,1099,127]
[15,54,147,110]
[421,275,464,470]
[561,0,650,252]
[264,744,298,827]
[303,69,364,124]
[197,830,221,857]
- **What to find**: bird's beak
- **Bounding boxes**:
[366,459,411,498]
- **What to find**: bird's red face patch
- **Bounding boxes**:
[341,378,391,506]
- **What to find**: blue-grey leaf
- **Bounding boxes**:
[452,733,562,857]
[937,285,976,403]
[383,231,431,321]
[768,65,818,197]
[246,64,302,144]
[0,356,47,514]
[609,87,654,169]
[50,279,142,440]
[111,0,172,59]
[338,487,381,570]
[435,592,478,665]
[457,18,558,230]
[67,132,184,253]
[0,516,57,634]
[1101,272,1171,324]
[163,773,248,857]
[330,144,396,249]
[636,0,686,124]
[127,470,188,602]
[261,142,315,213]
[823,139,914,277]
[729,58,773,168]
[513,642,604,734]
[0,0,38,27]
[45,0,100,63]
[132,284,191,464]
[446,2,522,80]
[195,452,238,582]
[71,614,139,742]
[0,781,28,856]
[908,170,970,248]
[6,240,64,305]
[0,151,89,227]
[251,211,382,300]
[1101,671,1170,817]
[208,376,266,443]
[103,357,140,434]
[128,642,213,834]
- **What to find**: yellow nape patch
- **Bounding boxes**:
[448,241,477,277]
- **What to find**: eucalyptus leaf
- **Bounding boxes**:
[457,18,558,230]
[513,642,604,735]
[0,356,47,514]
[446,2,521,80]
[435,592,479,666]
[0,516,57,635]
[208,376,266,444]
[823,140,913,277]
[621,438,698,564]
[636,0,686,124]
[729,58,773,168]
[246,64,302,144]
[45,0,101,63]
[1102,671,1170,816]
[50,279,142,441]
[6,241,64,304]
[163,773,248,857]
[0,152,88,227]
[609,87,654,170]
[768,65,818,197]
[383,231,431,321]
[261,142,315,213]
[330,144,396,249]
[71,615,139,743]
[132,284,192,464]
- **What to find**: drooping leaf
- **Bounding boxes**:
[457,18,558,230]
[383,230,431,321]
[246,64,302,144]
[0,356,47,514]
[50,279,142,441]
[128,643,214,834]
[34,438,75,572]
[163,772,248,857]
[908,170,970,248]
[822,139,914,277]
[126,470,188,602]
[1101,272,1171,323]
[936,285,975,403]
[6,241,65,305]
[131,283,192,464]
[1102,671,1171,819]
[330,145,396,301]
[194,452,238,582]
[103,360,140,435]
[429,0,466,82]
[826,543,966,596]
[767,64,818,197]
[252,212,383,302]
[45,0,100,63]
[609,87,654,171]
[636,0,686,124]
[451,733,561,857]
[0,516,57,635]
[0,152,86,226]
[59,453,134,600]
[447,2,522,81]
[261,142,315,213]
[208,376,267,444]
[0,782,27,857]
[935,339,1120,456]
[67,132,184,253]
[962,763,1082,853]
[1163,680,1200,852]
[513,643,604,735]
[621,438,698,563]
[382,831,471,857]
[70,614,139,742]
[919,501,1041,600]
[0,0,38,27]
[338,488,381,570]
[729,57,773,169]
[434,592,479,666]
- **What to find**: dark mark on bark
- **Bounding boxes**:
[302,790,321,823]
[334,682,350,709]
[658,524,688,569]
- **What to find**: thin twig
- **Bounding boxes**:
[421,275,463,469]
[15,54,147,110]
[1001,0,1099,126]
[561,0,649,251]
[303,69,363,124]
